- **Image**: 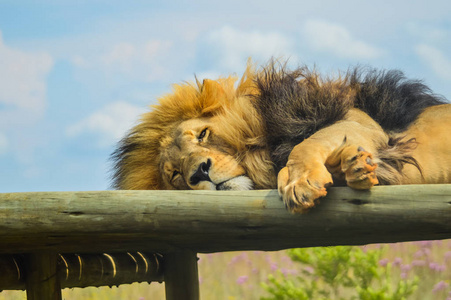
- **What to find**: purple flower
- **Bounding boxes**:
[413,250,424,258]
[236,275,248,285]
[432,281,449,293]
[229,253,248,266]
[270,262,278,271]
[281,256,291,263]
[280,268,297,276]
[412,260,426,267]
[401,264,411,272]
[393,257,402,266]
[429,263,446,272]
[379,259,389,267]
[418,241,433,248]
[436,265,446,272]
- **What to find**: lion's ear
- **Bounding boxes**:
[200,79,227,113]
[202,79,225,96]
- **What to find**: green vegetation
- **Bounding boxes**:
[262,246,418,300]
[0,241,449,299]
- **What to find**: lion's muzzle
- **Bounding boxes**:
[190,159,212,185]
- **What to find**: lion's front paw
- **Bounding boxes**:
[341,146,378,189]
[278,165,333,213]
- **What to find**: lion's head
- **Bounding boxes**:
[111,64,277,191]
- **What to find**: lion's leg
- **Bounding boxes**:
[278,110,387,213]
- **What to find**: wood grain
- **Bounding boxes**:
[0,185,449,254]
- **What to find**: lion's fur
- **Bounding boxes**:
[111,60,449,193]
[111,64,276,190]
[255,62,446,185]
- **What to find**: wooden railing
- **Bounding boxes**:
[0,185,450,299]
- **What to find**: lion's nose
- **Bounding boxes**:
[190,159,212,185]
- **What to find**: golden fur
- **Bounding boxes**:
[112,66,276,191]
[112,62,451,213]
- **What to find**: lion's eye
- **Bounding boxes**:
[171,170,180,181]
[198,128,208,142]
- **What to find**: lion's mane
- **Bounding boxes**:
[111,64,275,190]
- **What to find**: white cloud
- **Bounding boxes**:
[205,26,296,71]
[67,101,146,146]
[71,55,90,68]
[0,31,53,127]
[415,44,451,81]
[101,42,136,69]
[71,39,173,81]
[302,19,384,60]
[405,22,448,42]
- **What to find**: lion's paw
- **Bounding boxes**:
[341,146,378,189]
[278,165,332,213]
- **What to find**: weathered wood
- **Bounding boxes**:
[58,252,163,288]
[0,255,26,290]
[0,185,450,254]
[0,252,163,290]
[164,251,200,300]
[25,252,62,300]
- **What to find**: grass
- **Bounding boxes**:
[1,240,450,299]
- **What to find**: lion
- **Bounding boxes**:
[111,61,451,213]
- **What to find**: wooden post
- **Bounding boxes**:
[25,252,62,300]
[164,251,200,300]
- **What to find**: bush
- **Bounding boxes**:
[261,246,418,300]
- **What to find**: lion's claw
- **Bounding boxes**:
[278,165,332,213]
[278,143,379,213]
[342,146,378,189]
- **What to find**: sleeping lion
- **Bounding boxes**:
[111,61,451,213]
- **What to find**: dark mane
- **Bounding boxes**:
[110,134,141,190]
[351,68,446,132]
[254,62,447,172]
[254,63,353,171]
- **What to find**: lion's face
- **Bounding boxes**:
[159,117,254,190]
[112,67,277,191]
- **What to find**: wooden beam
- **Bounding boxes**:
[0,185,450,254]
[164,251,200,300]
[25,252,62,300]
[0,252,164,290]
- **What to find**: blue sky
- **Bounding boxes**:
[1,1,450,192]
